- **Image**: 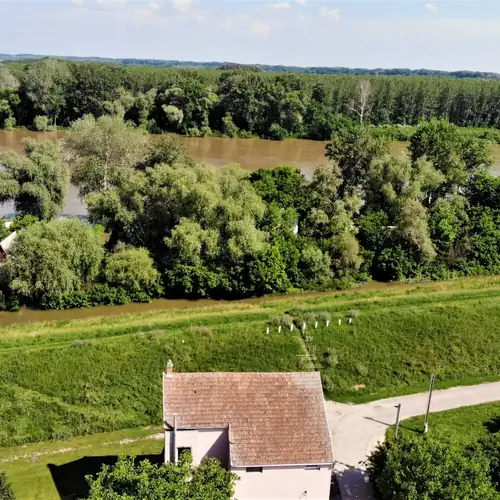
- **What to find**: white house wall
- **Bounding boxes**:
[231,464,332,500]
[164,428,229,467]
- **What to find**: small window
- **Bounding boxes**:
[305,465,320,471]
[246,466,263,473]
[178,447,192,458]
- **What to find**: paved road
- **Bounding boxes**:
[326,381,500,499]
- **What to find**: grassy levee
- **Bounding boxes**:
[3,277,500,449]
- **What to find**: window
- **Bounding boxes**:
[305,465,320,471]
[245,467,263,473]
[177,447,192,458]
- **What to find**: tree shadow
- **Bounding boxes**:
[47,450,164,500]
[484,416,500,434]
[334,462,376,500]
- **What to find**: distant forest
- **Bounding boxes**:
[3,58,500,141]
[1,53,499,80]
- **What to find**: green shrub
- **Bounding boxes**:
[0,471,15,500]
[33,115,50,131]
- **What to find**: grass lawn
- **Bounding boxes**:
[3,277,500,448]
[392,402,500,446]
[0,427,164,500]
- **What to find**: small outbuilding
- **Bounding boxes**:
[163,362,334,500]
[0,231,16,265]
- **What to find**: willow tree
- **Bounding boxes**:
[65,115,147,196]
[0,139,68,220]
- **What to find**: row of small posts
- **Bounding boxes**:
[266,317,353,334]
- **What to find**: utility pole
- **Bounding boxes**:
[394,403,402,438]
[424,374,436,433]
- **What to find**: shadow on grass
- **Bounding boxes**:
[484,416,500,434]
[47,451,164,499]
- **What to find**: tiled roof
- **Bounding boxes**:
[163,371,333,467]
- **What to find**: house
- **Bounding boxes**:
[0,231,16,265]
[162,362,334,500]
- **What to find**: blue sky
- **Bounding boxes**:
[1,0,499,71]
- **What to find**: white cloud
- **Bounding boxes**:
[96,0,127,7]
[319,6,340,22]
[249,20,271,37]
[71,0,84,5]
[269,2,291,10]
[295,0,306,4]
[425,3,438,12]
[149,1,161,10]
[172,0,192,13]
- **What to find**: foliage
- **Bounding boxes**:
[0,472,15,500]
[7,60,500,139]
[366,435,498,500]
[0,139,68,220]
[65,114,147,197]
[104,245,162,296]
[21,58,72,127]
[6,219,103,303]
[86,454,236,500]
[32,115,50,131]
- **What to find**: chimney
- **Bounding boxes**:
[166,359,174,377]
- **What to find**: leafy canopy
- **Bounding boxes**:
[7,219,104,302]
[86,455,236,500]
[0,139,68,220]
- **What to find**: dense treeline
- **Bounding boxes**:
[1,115,500,310]
[2,53,500,79]
[3,59,500,140]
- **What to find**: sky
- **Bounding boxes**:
[0,0,500,72]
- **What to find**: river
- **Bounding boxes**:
[2,130,500,217]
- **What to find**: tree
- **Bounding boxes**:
[348,79,372,124]
[104,245,161,296]
[0,472,15,500]
[65,115,147,196]
[21,58,72,126]
[86,455,236,500]
[366,435,498,500]
[410,119,493,198]
[325,119,390,194]
[87,161,269,298]
[0,139,69,220]
[6,219,103,303]
[0,65,19,90]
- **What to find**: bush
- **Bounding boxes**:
[366,435,497,500]
[104,245,163,297]
[324,348,339,367]
[0,471,15,500]
[39,284,155,310]
[33,115,50,131]
[3,116,16,130]
[270,314,294,328]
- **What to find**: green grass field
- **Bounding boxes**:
[394,402,500,446]
[0,427,164,500]
[3,277,500,449]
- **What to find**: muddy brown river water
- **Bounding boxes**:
[2,130,500,217]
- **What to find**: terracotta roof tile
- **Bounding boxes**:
[163,371,333,467]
